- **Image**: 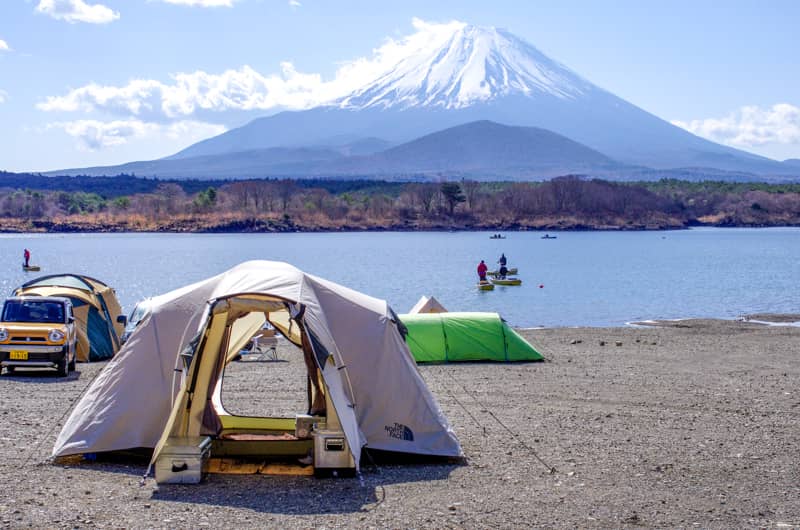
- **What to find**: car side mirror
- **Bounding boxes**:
[117,315,128,325]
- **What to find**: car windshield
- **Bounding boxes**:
[2,300,65,324]
[125,301,151,332]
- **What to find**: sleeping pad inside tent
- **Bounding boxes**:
[398,312,543,362]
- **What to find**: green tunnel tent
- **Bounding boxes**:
[398,312,543,362]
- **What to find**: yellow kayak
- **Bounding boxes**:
[490,277,522,286]
[477,280,495,291]
[487,267,517,276]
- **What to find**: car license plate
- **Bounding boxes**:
[9,350,28,360]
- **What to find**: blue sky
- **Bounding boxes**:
[1,0,798,172]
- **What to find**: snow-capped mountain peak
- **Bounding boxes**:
[337,21,594,110]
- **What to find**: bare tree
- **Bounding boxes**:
[275,179,298,212]
[461,179,481,211]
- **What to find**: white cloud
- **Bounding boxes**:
[672,104,800,148]
[157,0,236,6]
[37,65,331,118]
[38,79,171,117]
[36,0,120,24]
[289,0,301,7]
[0,39,9,52]
[47,119,227,151]
[0,90,7,104]
[37,18,466,118]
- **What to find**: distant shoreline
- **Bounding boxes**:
[517,314,800,331]
[2,218,799,234]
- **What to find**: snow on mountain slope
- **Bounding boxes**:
[72,19,791,178]
[338,21,594,109]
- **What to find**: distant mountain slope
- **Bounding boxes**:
[45,121,620,179]
[44,22,798,180]
[49,147,343,179]
[328,120,620,176]
[164,23,791,177]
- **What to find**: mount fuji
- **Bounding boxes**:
[51,22,793,179]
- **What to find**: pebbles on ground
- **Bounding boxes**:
[0,319,798,528]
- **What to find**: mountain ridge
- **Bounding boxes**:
[44,22,798,180]
[46,120,627,179]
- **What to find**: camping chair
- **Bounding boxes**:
[240,329,279,361]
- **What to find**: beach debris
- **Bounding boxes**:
[599,340,606,346]
[569,339,582,345]
[615,341,623,347]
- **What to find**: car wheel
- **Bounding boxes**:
[57,358,69,377]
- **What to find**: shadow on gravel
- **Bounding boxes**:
[53,453,461,515]
[152,464,460,515]
[53,451,153,478]
[1,369,83,382]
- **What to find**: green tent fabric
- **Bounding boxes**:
[399,312,543,362]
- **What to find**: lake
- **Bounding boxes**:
[1,228,798,327]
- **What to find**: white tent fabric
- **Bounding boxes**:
[52,275,221,457]
[53,261,462,469]
[408,295,448,314]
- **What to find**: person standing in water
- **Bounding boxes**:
[498,253,507,267]
[23,248,30,267]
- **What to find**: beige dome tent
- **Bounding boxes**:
[15,274,124,361]
[53,261,462,474]
[408,295,448,314]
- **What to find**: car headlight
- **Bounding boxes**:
[48,329,66,342]
[0,328,7,341]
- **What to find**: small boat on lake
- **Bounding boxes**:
[490,277,522,286]
[477,280,495,291]
[487,267,518,276]
[541,234,557,239]
[489,234,506,239]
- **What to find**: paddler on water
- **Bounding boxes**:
[477,260,488,282]
[23,248,30,268]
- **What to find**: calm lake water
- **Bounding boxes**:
[1,228,798,327]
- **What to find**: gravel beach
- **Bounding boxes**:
[1,317,799,528]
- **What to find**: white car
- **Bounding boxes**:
[119,298,153,344]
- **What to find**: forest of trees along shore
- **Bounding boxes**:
[1,174,800,232]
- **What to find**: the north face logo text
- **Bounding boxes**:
[384,423,414,441]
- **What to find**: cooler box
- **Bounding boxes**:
[155,436,212,484]
[295,414,315,439]
[313,430,355,472]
